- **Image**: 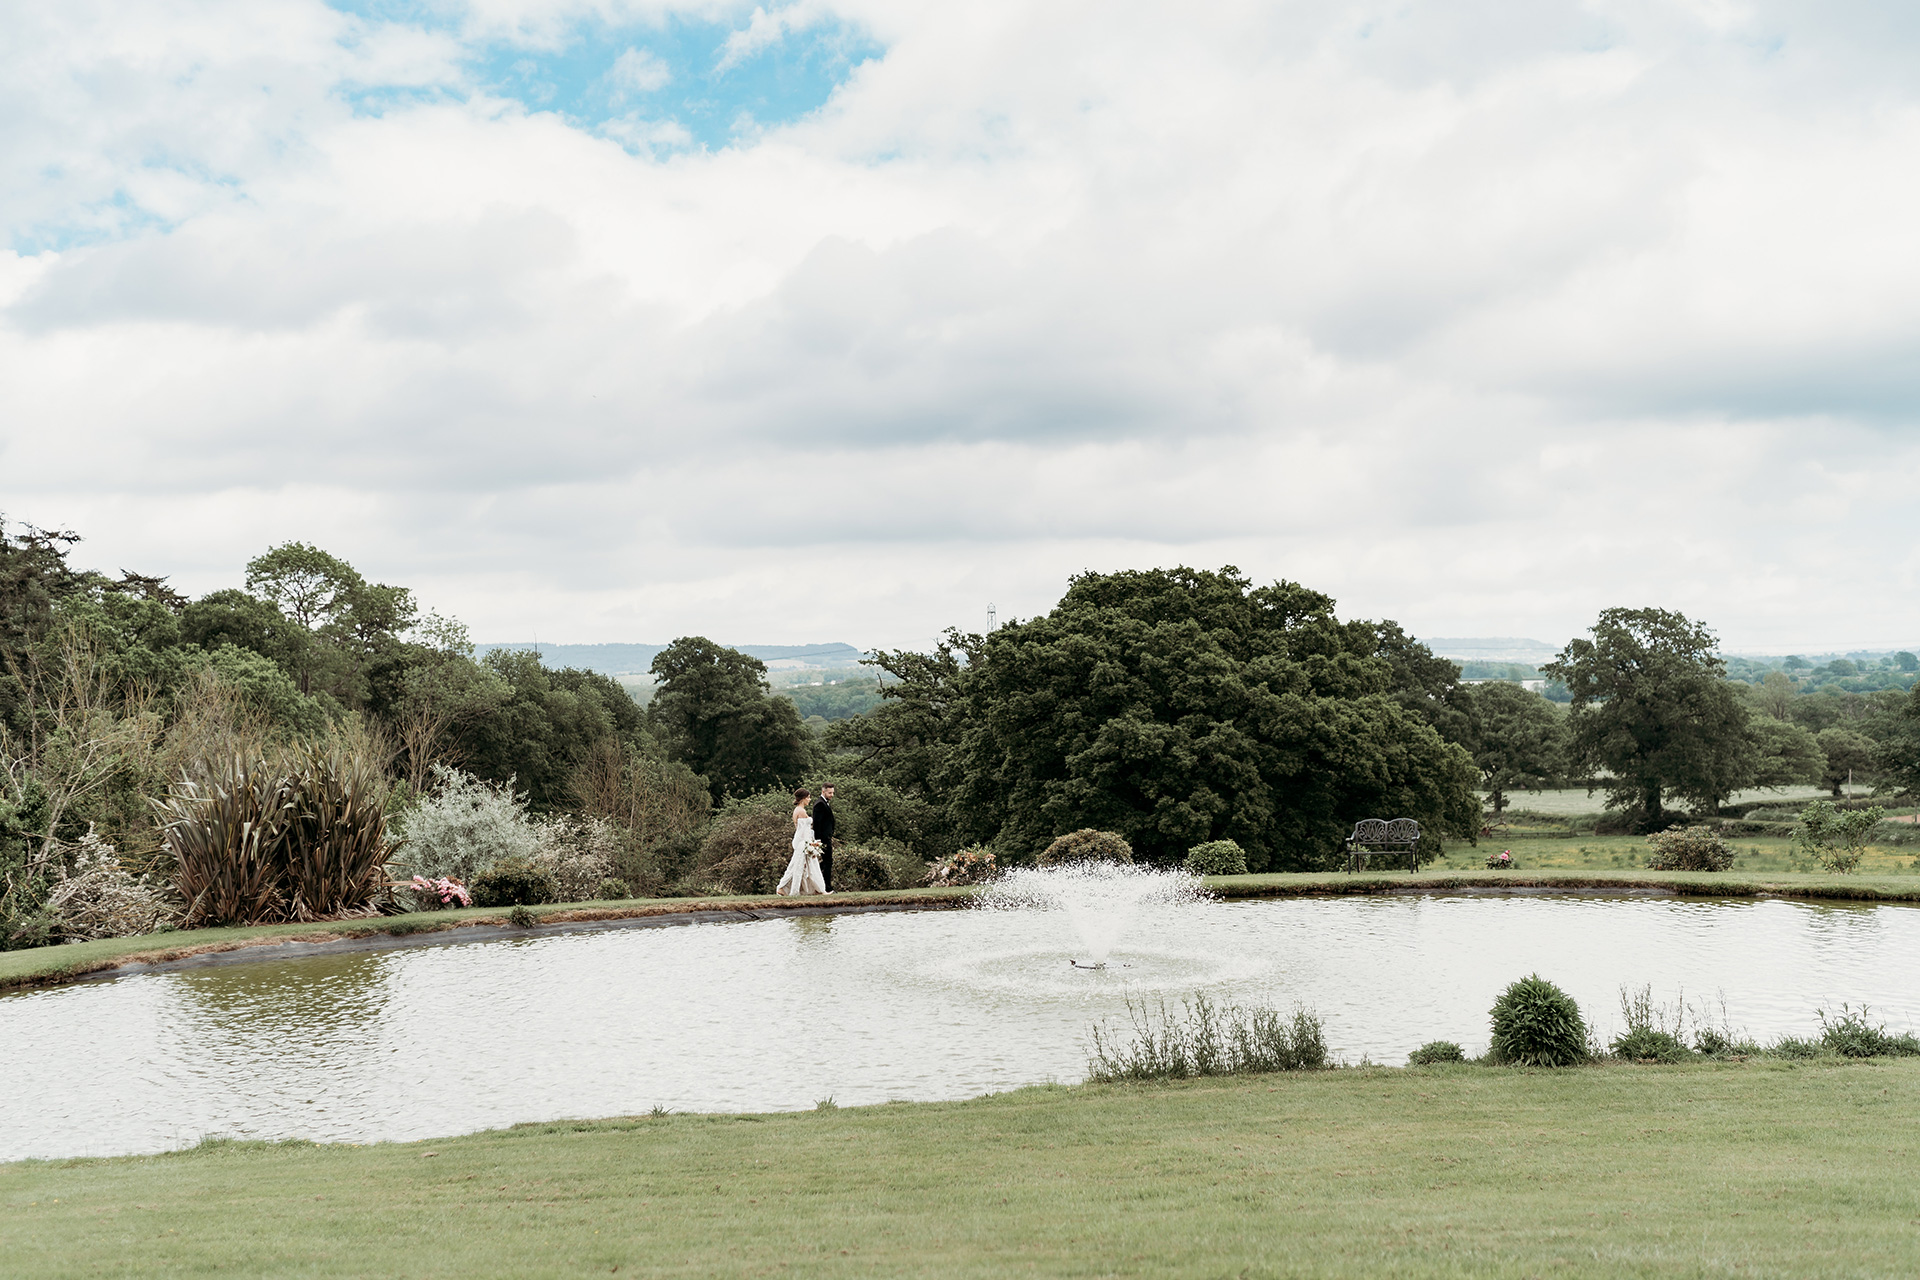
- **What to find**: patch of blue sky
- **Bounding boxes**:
[11,187,191,256]
[327,3,884,150]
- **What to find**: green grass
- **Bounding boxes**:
[1484,786,1854,816]
[5,1059,1919,1277]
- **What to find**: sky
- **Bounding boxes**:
[4,1,1920,654]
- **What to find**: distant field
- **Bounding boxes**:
[1489,785,1853,816]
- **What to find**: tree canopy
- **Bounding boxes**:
[1542,607,1753,819]
[917,567,1479,870]
[647,637,814,803]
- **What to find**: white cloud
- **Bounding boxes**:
[607,47,672,94]
[4,0,1920,653]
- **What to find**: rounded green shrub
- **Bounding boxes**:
[1487,975,1588,1067]
[830,845,895,891]
[1037,829,1134,866]
[1407,1040,1466,1066]
[1644,826,1735,872]
[592,877,631,901]
[1183,839,1248,877]
[1610,1028,1690,1063]
[471,857,558,908]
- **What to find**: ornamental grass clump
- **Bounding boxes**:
[1087,994,1327,1081]
[1644,826,1734,872]
[1038,829,1133,867]
[1183,839,1248,877]
[1487,974,1588,1067]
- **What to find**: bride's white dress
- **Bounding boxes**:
[777,809,827,896]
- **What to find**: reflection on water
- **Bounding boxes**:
[3,893,1918,1161]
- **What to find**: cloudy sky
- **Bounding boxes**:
[4,1,1919,653]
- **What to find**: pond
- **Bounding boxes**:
[4,892,1919,1161]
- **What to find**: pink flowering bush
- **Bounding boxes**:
[1485,850,1515,870]
[408,875,471,909]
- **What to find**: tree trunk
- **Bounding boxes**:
[1642,781,1662,822]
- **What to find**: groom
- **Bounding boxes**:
[811,784,836,891]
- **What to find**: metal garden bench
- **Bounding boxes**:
[1345,818,1421,873]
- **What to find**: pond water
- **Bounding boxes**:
[4,893,1919,1162]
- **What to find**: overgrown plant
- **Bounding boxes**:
[1087,994,1328,1081]
[1610,984,1692,1062]
[1816,1005,1920,1058]
[1794,800,1885,874]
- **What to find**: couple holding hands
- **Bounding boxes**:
[776,783,836,896]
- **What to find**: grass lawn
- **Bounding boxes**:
[5,1059,1919,1277]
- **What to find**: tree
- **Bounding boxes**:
[1816,727,1877,798]
[647,638,814,803]
[1754,670,1796,721]
[946,567,1480,869]
[1541,607,1752,823]
[1370,622,1475,749]
[244,542,361,633]
[460,649,649,811]
[1463,681,1566,817]
[1746,716,1824,789]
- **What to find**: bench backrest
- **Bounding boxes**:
[1348,817,1420,845]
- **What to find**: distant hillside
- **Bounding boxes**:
[1420,637,1563,663]
[473,641,867,676]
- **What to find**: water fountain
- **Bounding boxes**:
[978,862,1208,968]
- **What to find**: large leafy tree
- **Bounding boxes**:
[947,567,1479,870]
[648,637,815,803]
[460,649,648,811]
[1542,607,1752,821]
[1464,681,1567,817]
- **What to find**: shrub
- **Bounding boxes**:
[505,904,538,928]
[696,793,793,895]
[1407,1040,1465,1066]
[1817,1005,1920,1058]
[592,877,631,901]
[1795,800,1885,874]
[396,766,541,889]
[926,845,998,886]
[42,830,178,941]
[1611,1027,1689,1062]
[470,857,557,908]
[532,813,618,902]
[833,843,906,892]
[1485,850,1515,870]
[1183,839,1248,877]
[1487,975,1588,1067]
[1644,826,1734,872]
[1087,995,1328,1081]
[1037,829,1134,867]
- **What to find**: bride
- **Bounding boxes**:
[777,787,828,896]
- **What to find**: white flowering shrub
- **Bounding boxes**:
[395,766,541,889]
[44,830,178,941]
[533,814,619,903]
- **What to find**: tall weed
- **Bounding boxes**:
[1088,995,1328,1081]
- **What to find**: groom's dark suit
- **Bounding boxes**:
[811,794,835,890]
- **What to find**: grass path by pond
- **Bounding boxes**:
[7,870,1920,994]
[5,1058,1918,1277]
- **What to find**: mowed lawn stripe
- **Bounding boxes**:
[4,1059,1918,1278]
